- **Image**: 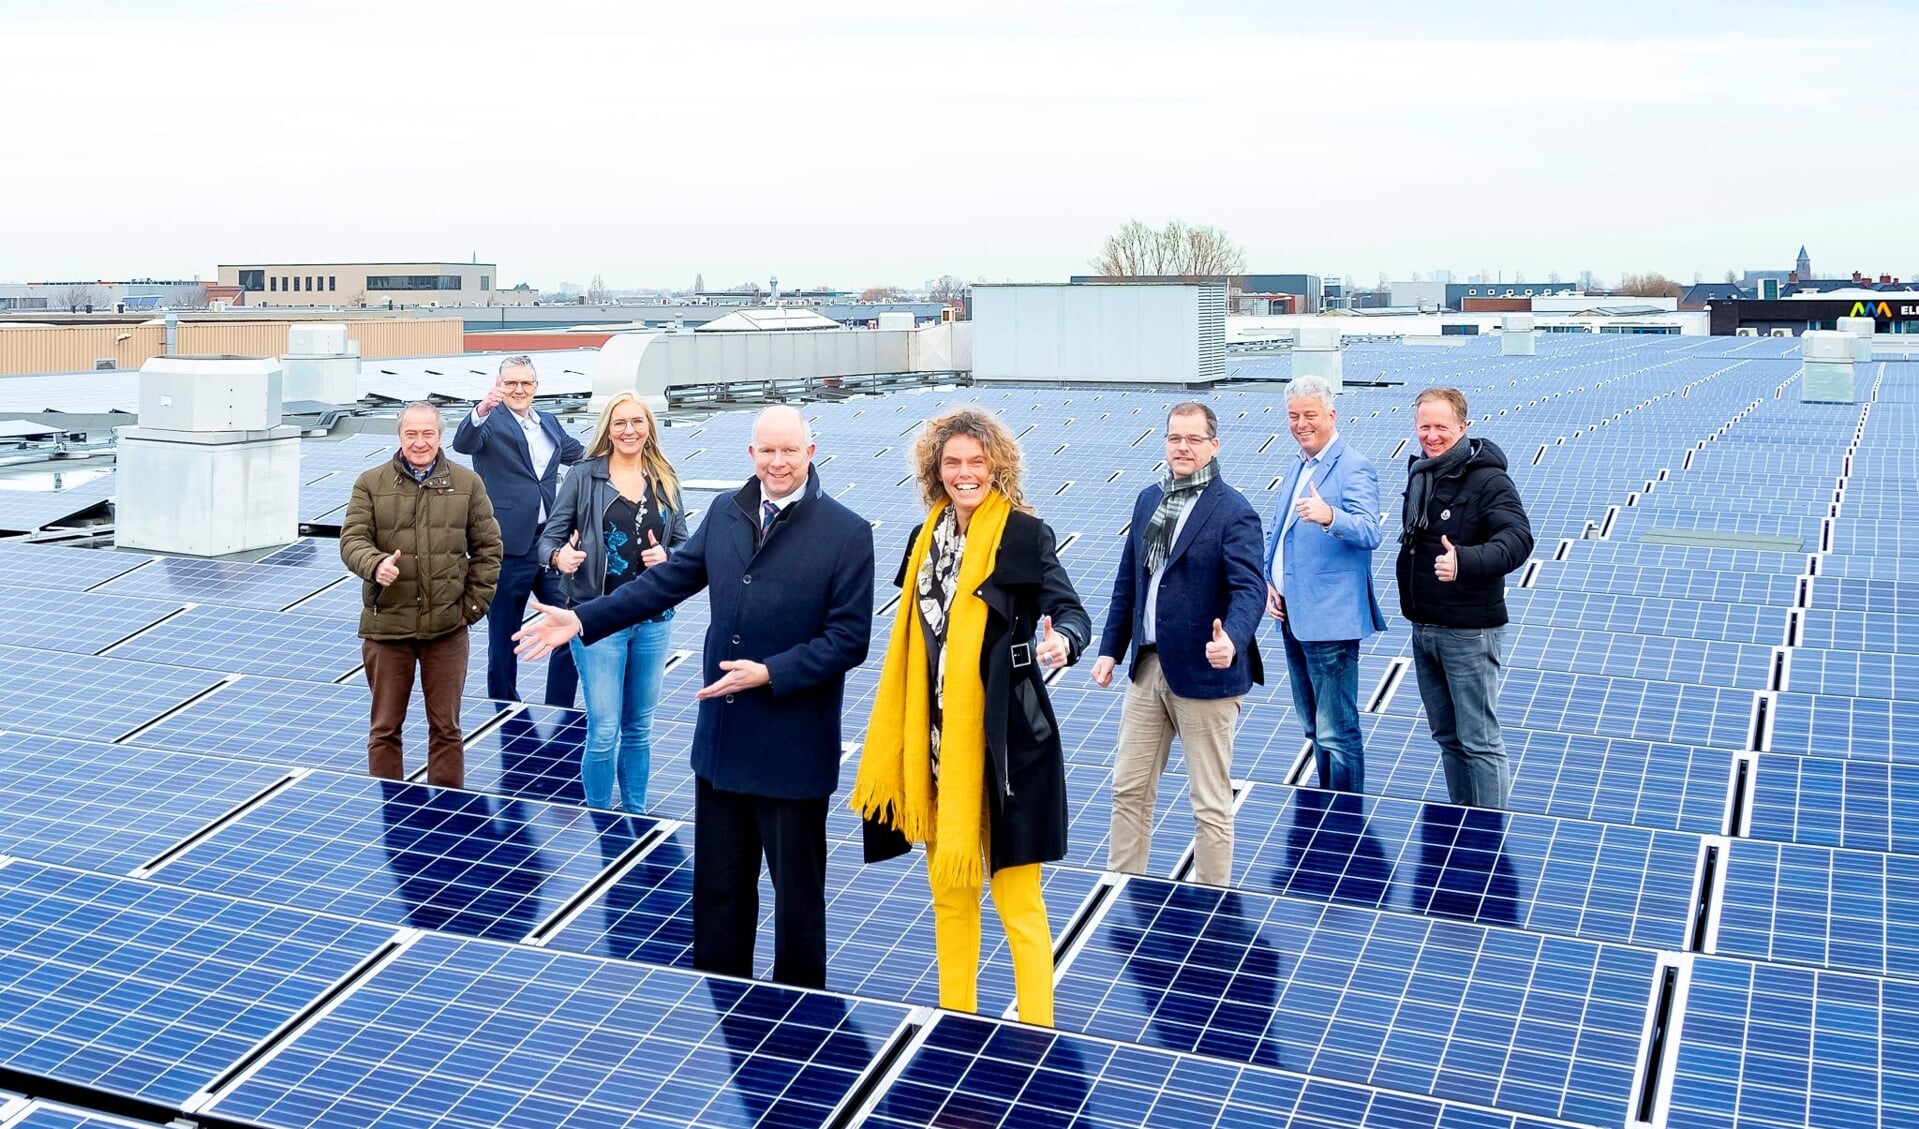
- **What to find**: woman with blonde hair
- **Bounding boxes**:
[852,406,1089,1026]
[537,392,688,811]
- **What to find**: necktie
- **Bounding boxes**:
[761,500,778,540]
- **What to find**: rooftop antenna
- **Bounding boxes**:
[770,275,780,306]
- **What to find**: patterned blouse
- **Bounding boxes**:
[915,507,966,788]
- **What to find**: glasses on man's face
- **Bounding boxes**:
[501,380,536,391]
[1165,433,1217,448]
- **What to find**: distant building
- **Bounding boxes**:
[0,278,217,313]
[1446,281,1578,306]
[1070,273,1325,313]
[215,261,535,308]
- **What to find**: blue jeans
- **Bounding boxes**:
[1280,622,1364,793]
[1411,623,1509,809]
[569,614,671,811]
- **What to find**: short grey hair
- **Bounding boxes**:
[1286,375,1337,410]
[498,354,536,378]
[398,401,443,430]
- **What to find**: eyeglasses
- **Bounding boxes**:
[501,380,536,391]
[1165,433,1217,447]
[609,419,648,431]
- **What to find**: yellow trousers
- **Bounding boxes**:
[926,827,1054,1027]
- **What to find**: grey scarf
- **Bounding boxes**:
[1145,457,1218,573]
[1402,438,1473,541]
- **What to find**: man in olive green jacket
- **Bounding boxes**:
[340,402,503,787]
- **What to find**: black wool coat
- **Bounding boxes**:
[864,510,1091,875]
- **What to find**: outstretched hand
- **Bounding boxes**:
[695,659,770,699]
[514,598,581,661]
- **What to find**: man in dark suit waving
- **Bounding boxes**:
[453,354,585,704]
[513,405,874,989]
[1093,401,1266,887]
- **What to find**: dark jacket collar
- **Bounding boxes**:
[391,450,451,487]
[731,471,820,520]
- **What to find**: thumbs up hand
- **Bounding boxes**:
[1435,534,1459,582]
[640,527,667,568]
[553,530,587,574]
[1205,617,1236,669]
[1037,614,1069,670]
[477,374,506,418]
[375,549,402,587]
[1295,478,1333,528]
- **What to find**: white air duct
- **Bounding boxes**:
[281,322,361,403]
[1835,315,1875,363]
[1500,313,1536,356]
[1290,325,1343,391]
[117,355,301,554]
[1799,330,1855,403]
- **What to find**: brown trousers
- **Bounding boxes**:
[363,625,469,788]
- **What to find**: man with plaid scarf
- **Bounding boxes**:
[1092,401,1267,887]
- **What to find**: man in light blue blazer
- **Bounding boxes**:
[1266,375,1386,793]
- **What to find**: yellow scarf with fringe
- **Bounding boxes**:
[852,489,1011,890]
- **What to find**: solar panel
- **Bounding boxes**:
[253,539,347,570]
[91,557,347,613]
[204,932,914,1129]
[0,733,290,875]
[0,644,228,744]
[1051,876,1657,1126]
[1784,646,1919,700]
[102,603,365,682]
[1230,786,1702,950]
[0,1100,173,1129]
[0,584,184,656]
[144,774,657,942]
[859,1013,1580,1129]
[131,675,508,775]
[1383,666,1758,752]
[1766,690,1919,763]
[0,542,151,592]
[1666,958,1908,1129]
[0,473,114,534]
[1713,838,1917,981]
[1746,754,1919,856]
[0,859,395,1107]
[544,822,1103,1014]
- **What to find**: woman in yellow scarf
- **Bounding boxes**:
[852,407,1090,1027]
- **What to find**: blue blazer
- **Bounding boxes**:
[452,407,585,557]
[1101,476,1267,699]
[1265,437,1387,643]
[574,473,875,800]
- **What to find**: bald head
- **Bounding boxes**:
[750,405,816,502]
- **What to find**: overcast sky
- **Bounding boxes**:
[6,0,1916,291]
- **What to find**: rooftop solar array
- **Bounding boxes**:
[0,333,1911,1128]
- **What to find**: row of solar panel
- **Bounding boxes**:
[0,848,1906,1129]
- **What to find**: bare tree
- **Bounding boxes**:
[928,275,968,302]
[1615,272,1685,298]
[1092,219,1245,278]
[1547,271,1562,284]
[165,284,208,309]
[858,286,900,302]
[1723,269,1738,284]
[57,284,100,313]
[585,274,610,304]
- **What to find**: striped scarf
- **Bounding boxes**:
[1144,457,1218,573]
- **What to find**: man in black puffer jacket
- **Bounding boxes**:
[1397,387,1534,809]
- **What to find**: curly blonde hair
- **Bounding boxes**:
[910,406,1033,514]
